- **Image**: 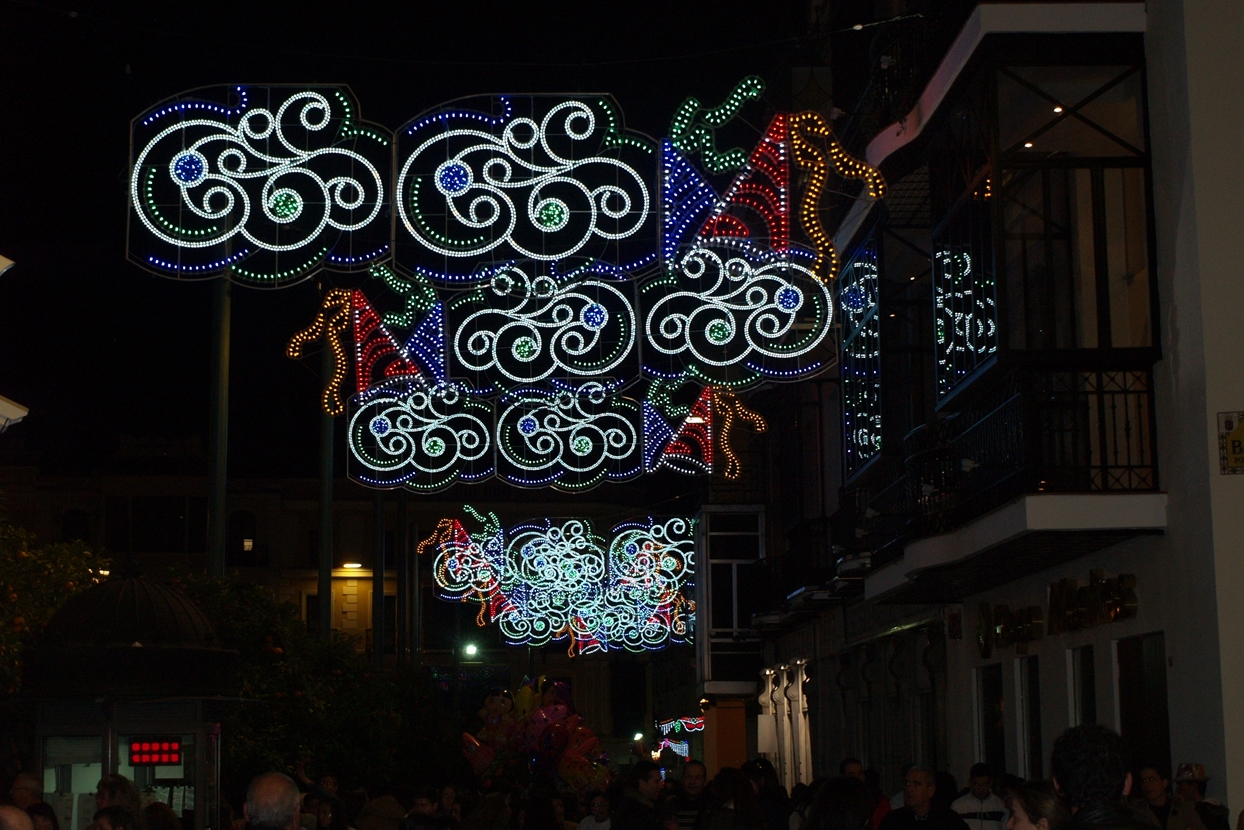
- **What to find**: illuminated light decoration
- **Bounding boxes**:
[656,386,714,475]
[653,738,691,759]
[788,112,886,282]
[642,243,834,387]
[657,716,705,735]
[711,386,767,480]
[287,288,354,416]
[352,289,420,391]
[661,140,719,265]
[404,302,447,382]
[128,738,183,766]
[840,243,882,474]
[395,96,657,281]
[449,267,638,388]
[370,263,440,327]
[348,378,494,490]
[933,252,997,396]
[495,382,642,490]
[668,76,766,173]
[129,86,390,285]
[421,508,695,655]
[641,401,677,472]
[700,114,791,255]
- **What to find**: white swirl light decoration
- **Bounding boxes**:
[495,382,641,489]
[130,87,388,281]
[396,97,653,273]
[933,252,997,393]
[422,511,695,655]
[642,243,834,385]
[451,267,637,387]
[347,380,493,492]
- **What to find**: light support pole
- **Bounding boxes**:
[317,342,334,643]
[373,489,385,667]
[396,490,409,664]
[207,277,231,578]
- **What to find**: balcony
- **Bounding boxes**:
[838,367,1164,600]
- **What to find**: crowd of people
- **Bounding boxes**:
[0,726,1235,830]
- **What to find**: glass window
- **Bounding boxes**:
[1016,656,1043,778]
[42,736,102,830]
[998,66,1144,157]
[975,663,1006,774]
[117,734,196,821]
[1103,168,1151,347]
[1068,645,1097,726]
[705,511,763,633]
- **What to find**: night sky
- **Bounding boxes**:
[0,0,819,479]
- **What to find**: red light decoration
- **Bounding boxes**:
[127,737,182,766]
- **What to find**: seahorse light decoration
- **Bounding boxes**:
[286,288,354,416]
[420,510,695,655]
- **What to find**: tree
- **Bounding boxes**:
[171,573,467,799]
[0,522,109,696]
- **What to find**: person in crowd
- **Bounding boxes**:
[358,795,408,830]
[93,807,137,830]
[403,789,445,830]
[1049,725,1145,830]
[9,775,43,811]
[296,763,340,804]
[877,767,969,830]
[890,769,914,811]
[741,760,791,830]
[800,776,873,830]
[26,802,59,830]
[95,776,142,830]
[441,788,463,828]
[672,762,709,830]
[700,768,767,830]
[997,778,1026,810]
[839,760,889,830]
[614,762,665,830]
[1167,765,1228,830]
[1131,766,1173,829]
[246,773,304,830]
[0,806,34,830]
[552,796,578,830]
[521,794,561,830]
[302,796,323,830]
[952,764,1007,830]
[143,803,181,830]
[577,791,610,830]
[463,794,510,830]
[1005,782,1068,830]
[317,799,350,830]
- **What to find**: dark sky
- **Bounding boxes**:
[0,0,814,478]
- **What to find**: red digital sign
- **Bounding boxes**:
[128,738,181,766]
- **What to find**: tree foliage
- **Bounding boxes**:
[171,573,467,800]
[0,522,109,695]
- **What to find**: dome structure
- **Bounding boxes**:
[25,576,239,698]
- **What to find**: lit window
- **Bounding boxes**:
[242,539,254,552]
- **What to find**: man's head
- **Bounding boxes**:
[968,764,993,800]
[585,790,610,822]
[633,761,664,801]
[92,807,135,830]
[9,774,42,810]
[412,786,438,816]
[246,773,302,830]
[682,761,707,798]
[0,806,34,830]
[319,776,338,797]
[1050,726,1130,809]
[839,758,865,782]
[1174,764,1209,802]
[1138,767,1170,805]
[903,767,936,814]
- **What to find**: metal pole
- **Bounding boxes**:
[373,489,385,667]
[317,343,334,643]
[396,490,408,664]
[413,510,422,668]
[206,277,231,577]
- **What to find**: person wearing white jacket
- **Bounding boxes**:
[951,766,1007,830]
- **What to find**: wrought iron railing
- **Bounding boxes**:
[840,368,1157,567]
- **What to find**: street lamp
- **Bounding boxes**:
[0,255,14,277]
[0,396,28,434]
[464,643,478,657]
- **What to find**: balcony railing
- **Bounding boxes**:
[841,368,1157,569]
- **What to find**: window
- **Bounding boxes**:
[227,511,260,567]
[1015,655,1042,778]
[1115,632,1171,776]
[1067,645,1097,726]
[706,512,763,632]
[975,663,1006,774]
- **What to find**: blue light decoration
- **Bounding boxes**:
[124,79,891,488]
[419,507,695,655]
[840,240,882,476]
[129,85,391,285]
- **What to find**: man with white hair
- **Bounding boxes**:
[0,805,34,830]
[246,773,303,830]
